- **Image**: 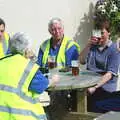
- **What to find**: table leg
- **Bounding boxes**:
[77,89,87,113]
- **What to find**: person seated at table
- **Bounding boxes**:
[0,32,59,120]
[37,17,80,120]
[79,18,120,113]
[37,17,80,69]
[0,18,10,58]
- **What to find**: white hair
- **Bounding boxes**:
[48,17,64,29]
[10,32,32,54]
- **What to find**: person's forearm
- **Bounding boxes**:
[79,43,91,64]
[95,72,112,89]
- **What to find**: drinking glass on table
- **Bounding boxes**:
[71,60,79,76]
[48,55,56,69]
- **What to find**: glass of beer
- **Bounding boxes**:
[92,29,101,43]
[48,55,56,69]
[71,60,79,76]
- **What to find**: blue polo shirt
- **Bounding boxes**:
[87,40,120,92]
[37,39,79,67]
[30,38,79,93]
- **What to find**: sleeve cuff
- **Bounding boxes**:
[107,71,118,76]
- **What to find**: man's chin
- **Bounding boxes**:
[54,36,62,40]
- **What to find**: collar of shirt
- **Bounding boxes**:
[98,40,112,51]
[50,37,62,49]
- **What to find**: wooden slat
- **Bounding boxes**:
[63,112,102,120]
[77,89,87,113]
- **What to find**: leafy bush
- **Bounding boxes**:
[94,0,120,39]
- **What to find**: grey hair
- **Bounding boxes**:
[48,17,64,29]
[10,32,31,54]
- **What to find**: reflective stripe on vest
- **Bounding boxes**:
[0,105,47,120]
[41,36,80,68]
[41,39,50,67]
[0,32,9,58]
[0,55,46,120]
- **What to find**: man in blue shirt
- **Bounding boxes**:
[80,21,120,113]
[37,18,80,120]
[37,17,80,69]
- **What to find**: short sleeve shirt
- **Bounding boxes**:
[87,41,120,92]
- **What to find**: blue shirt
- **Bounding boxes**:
[37,39,79,67]
[28,69,49,94]
[87,41,120,92]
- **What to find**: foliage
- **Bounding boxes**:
[94,0,120,39]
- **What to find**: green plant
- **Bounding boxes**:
[94,0,120,39]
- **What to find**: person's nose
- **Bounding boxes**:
[55,28,60,34]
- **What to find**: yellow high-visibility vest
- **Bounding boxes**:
[0,32,10,58]
[41,36,80,68]
[0,54,47,120]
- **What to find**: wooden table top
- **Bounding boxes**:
[48,68,101,91]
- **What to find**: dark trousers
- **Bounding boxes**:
[87,87,120,113]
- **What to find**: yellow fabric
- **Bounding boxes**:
[0,32,9,58]
[41,36,80,68]
[42,40,50,67]
[0,112,39,120]
[0,54,46,120]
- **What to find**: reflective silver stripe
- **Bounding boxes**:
[2,39,7,54]
[17,60,39,103]
[40,40,49,52]
[0,84,39,104]
[0,105,47,120]
[18,60,34,89]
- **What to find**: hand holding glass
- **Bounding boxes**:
[92,29,101,43]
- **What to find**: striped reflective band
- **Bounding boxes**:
[17,60,34,89]
[0,61,39,103]
[0,84,39,103]
[2,39,7,54]
[0,105,47,120]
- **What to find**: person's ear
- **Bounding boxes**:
[48,28,52,34]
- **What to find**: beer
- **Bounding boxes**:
[92,29,101,43]
[72,67,79,76]
[71,60,79,76]
[48,55,56,69]
[48,61,56,69]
